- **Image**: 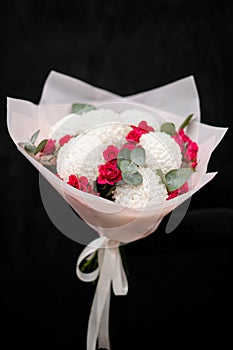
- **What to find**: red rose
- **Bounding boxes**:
[67,174,80,189]
[126,126,147,143]
[42,139,56,155]
[103,145,119,161]
[173,130,198,169]
[97,161,122,185]
[78,176,89,191]
[184,141,198,168]
[67,175,99,195]
[125,121,154,143]
[138,121,155,132]
[59,134,72,146]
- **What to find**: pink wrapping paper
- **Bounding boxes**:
[7,71,227,247]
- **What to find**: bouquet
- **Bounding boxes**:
[7,71,227,350]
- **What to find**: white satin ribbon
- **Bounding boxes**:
[76,237,128,350]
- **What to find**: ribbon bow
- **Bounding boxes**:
[76,237,128,350]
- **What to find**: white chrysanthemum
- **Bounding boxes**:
[113,168,168,208]
[50,109,120,141]
[119,109,160,131]
[85,124,131,144]
[57,135,104,182]
[56,123,131,182]
[139,132,182,174]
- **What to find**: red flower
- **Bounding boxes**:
[59,134,72,146]
[184,141,198,168]
[42,139,56,155]
[103,145,119,161]
[126,126,147,143]
[126,121,154,143]
[167,181,189,200]
[172,132,185,152]
[67,174,80,189]
[67,174,99,195]
[78,176,89,191]
[97,160,122,185]
[138,121,155,132]
[173,130,198,169]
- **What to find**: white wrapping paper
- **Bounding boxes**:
[7,71,228,350]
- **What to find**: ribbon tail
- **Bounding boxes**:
[87,247,114,350]
[87,279,111,350]
[76,239,128,350]
[98,289,111,349]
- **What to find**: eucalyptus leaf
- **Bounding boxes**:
[166,168,193,192]
[179,114,194,130]
[160,122,176,136]
[119,160,138,174]
[72,103,96,114]
[117,148,131,167]
[30,129,40,144]
[117,148,131,160]
[130,147,146,166]
[24,144,36,154]
[122,172,143,186]
[34,139,48,155]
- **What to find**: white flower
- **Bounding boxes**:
[85,124,131,144]
[56,123,130,182]
[50,109,120,141]
[57,135,104,182]
[50,108,161,142]
[113,168,168,208]
[139,131,182,174]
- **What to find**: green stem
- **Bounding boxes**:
[179,114,194,131]
[80,250,98,273]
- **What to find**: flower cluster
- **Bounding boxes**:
[173,129,198,169]
[19,105,199,208]
[67,174,99,195]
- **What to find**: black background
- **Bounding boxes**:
[1,1,233,349]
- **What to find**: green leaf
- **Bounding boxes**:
[117,148,131,167]
[156,169,167,186]
[119,160,138,174]
[72,103,96,114]
[122,172,143,186]
[179,114,194,130]
[118,148,131,160]
[24,144,36,154]
[160,122,176,136]
[34,139,48,155]
[30,129,40,144]
[166,168,193,192]
[130,147,146,166]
